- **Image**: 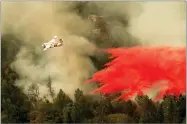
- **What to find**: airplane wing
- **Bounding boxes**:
[43,44,51,51]
[48,36,57,43]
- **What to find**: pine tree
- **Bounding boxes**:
[162,95,180,123]
[135,95,158,123]
[47,76,55,102]
[54,89,73,110]
[73,88,95,122]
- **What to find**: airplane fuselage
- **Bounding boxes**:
[42,42,62,51]
[42,36,63,51]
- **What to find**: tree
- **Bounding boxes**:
[177,95,186,122]
[73,88,95,122]
[74,88,84,102]
[35,100,62,123]
[135,95,159,123]
[54,89,72,110]
[162,95,180,123]
[93,96,113,122]
[62,103,73,123]
[1,68,31,123]
[155,101,164,123]
[46,76,55,102]
[104,113,133,123]
[27,83,40,109]
[112,100,136,117]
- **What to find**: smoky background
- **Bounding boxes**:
[1,1,186,100]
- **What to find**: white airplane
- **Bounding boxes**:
[42,36,63,51]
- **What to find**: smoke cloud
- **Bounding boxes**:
[128,1,186,47]
[2,2,97,99]
[2,1,186,99]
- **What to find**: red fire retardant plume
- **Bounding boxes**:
[86,46,186,101]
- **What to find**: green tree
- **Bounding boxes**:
[93,96,113,122]
[73,88,95,122]
[112,100,136,117]
[162,95,180,123]
[62,103,73,123]
[177,95,186,122]
[135,95,159,123]
[35,100,62,123]
[155,101,164,123]
[74,88,84,103]
[103,113,133,123]
[1,68,31,123]
[54,89,73,110]
[46,76,55,102]
[27,83,40,109]
[54,89,72,122]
